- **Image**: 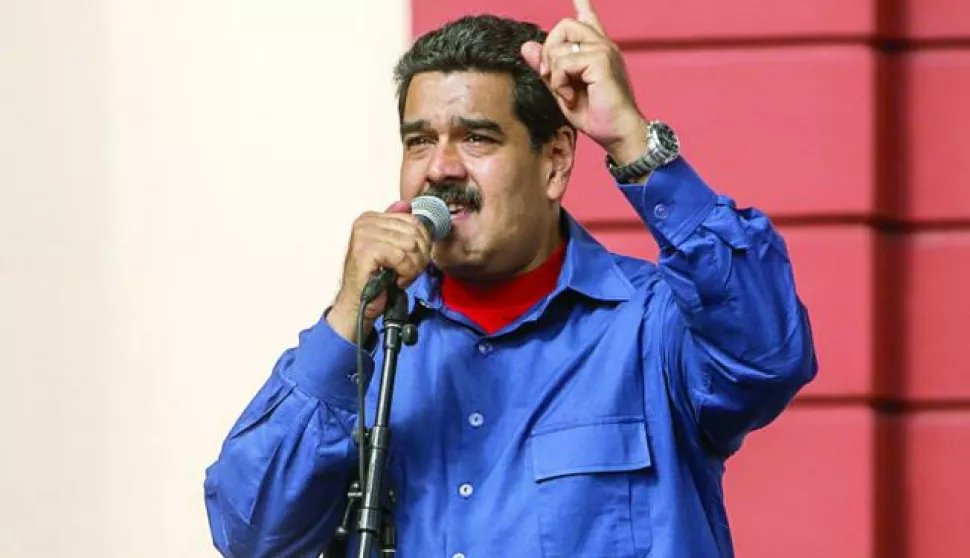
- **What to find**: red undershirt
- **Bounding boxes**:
[441,240,568,335]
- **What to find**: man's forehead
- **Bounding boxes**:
[403,71,516,123]
[399,114,508,141]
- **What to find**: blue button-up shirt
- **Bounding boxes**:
[204,157,818,558]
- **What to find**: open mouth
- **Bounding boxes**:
[446,204,476,223]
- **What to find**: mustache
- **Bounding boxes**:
[423,182,483,212]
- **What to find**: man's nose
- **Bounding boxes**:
[427,141,468,183]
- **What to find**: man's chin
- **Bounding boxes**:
[431,246,487,278]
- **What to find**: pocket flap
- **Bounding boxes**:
[530,419,652,482]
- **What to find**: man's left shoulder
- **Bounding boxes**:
[608,251,661,292]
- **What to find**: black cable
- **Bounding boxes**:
[356,297,367,489]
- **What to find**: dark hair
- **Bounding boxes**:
[393,14,572,151]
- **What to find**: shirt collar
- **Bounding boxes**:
[408,210,634,310]
[557,211,635,302]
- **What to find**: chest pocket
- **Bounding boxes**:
[530,418,653,558]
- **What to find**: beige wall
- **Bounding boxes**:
[0,1,410,555]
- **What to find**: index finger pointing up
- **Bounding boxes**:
[573,0,605,34]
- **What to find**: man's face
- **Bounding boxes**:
[400,71,566,280]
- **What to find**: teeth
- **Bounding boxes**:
[448,204,465,213]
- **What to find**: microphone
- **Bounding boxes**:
[360,195,452,304]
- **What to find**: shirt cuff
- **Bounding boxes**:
[617,157,718,249]
[286,313,377,411]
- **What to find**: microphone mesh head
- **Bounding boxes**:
[411,195,452,240]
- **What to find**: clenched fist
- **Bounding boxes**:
[327,200,433,343]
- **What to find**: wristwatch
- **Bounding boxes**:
[605,119,681,183]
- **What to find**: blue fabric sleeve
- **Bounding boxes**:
[620,158,819,455]
[203,315,376,557]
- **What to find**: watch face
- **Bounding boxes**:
[652,121,679,155]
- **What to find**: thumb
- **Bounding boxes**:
[521,41,544,75]
[385,200,412,214]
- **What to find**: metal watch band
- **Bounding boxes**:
[605,120,680,183]
[606,152,654,183]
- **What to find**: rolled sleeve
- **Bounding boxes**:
[617,157,718,249]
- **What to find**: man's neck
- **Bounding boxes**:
[515,222,564,279]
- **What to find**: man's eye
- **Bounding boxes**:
[466,133,494,144]
[405,137,432,148]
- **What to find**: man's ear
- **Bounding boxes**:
[544,126,576,202]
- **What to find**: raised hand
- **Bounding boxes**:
[521,0,648,165]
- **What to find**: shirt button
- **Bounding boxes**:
[653,203,669,220]
[453,553,466,558]
[468,412,485,428]
[477,341,493,355]
[458,483,474,498]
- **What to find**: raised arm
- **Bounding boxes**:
[521,0,816,455]
[622,158,817,455]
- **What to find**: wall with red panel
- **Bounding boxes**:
[411,1,970,556]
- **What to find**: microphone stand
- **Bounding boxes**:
[323,284,415,558]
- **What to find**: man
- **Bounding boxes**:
[204,1,818,556]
